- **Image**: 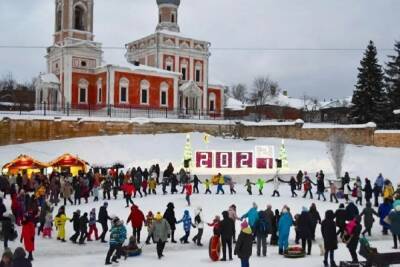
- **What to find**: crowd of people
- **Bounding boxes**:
[1,164,400,267]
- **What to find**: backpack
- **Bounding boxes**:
[257,220,268,235]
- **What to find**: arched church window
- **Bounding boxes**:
[171,13,175,23]
[56,9,62,31]
[74,5,85,31]
[209,93,216,112]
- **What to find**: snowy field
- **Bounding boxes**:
[0,132,400,180]
[1,133,400,266]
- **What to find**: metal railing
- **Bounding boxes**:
[0,103,224,120]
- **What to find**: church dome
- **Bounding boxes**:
[157,0,180,6]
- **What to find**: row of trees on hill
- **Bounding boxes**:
[350,41,400,128]
[0,72,36,91]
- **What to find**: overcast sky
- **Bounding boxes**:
[0,0,399,99]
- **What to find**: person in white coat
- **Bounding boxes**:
[192,207,204,246]
[268,175,286,197]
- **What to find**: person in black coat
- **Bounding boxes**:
[321,210,338,267]
[163,202,177,243]
[69,210,81,243]
[316,176,326,201]
[373,183,381,207]
[12,247,32,267]
[234,221,253,267]
[364,178,373,204]
[346,216,362,263]
[345,202,359,221]
[220,210,235,261]
[193,175,201,194]
[298,208,313,255]
[79,212,89,244]
[98,202,112,243]
[296,170,303,190]
[73,180,81,205]
[309,203,321,241]
[0,197,6,220]
[2,215,15,249]
[289,177,297,197]
[335,204,346,237]
[254,211,269,257]
[170,175,179,194]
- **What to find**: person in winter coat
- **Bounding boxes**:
[184,182,192,206]
[383,180,395,202]
[254,211,269,257]
[329,182,338,203]
[220,210,235,261]
[163,202,177,243]
[105,217,127,265]
[234,221,253,267]
[192,207,205,246]
[121,181,135,208]
[12,247,32,267]
[21,217,35,261]
[241,203,259,231]
[355,178,363,205]
[54,207,70,242]
[268,175,286,197]
[37,200,52,236]
[335,204,347,237]
[88,208,99,241]
[388,200,400,249]
[296,170,303,190]
[345,202,359,222]
[228,179,237,194]
[378,198,393,235]
[98,202,112,243]
[145,211,154,244]
[78,212,89,244]
[343,183,351,203]
[126,205,145,243]
[204,179,212,194]
[151,212,171,259]
[309,203,321,241]
[2,214,15,249]
[245,179,255,195]
[360,202,378,236]
[298,207,313,255]
[289,176,297,197]
[0,249,13,267]
[321,210,338,267]
[177,210,195,243]
[228,204,241,243]
[69,209,81,243]
[316,175,326,201]
[375,173,385,195]
[208,215,221,236]
[43,213,53,238]
[265,205,277,246]
[61,181,73,206]
[364,178,373,204]
[216,174,225,195]
[148,177,157,195]
[278,208,293,254]
[303,174,314,199]
[345,216,362,263]
[193,175,201,194]
[256,178,265,195]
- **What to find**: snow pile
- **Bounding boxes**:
[225,97,247,111]
[303,122,376,129]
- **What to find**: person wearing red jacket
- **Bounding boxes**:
[184,183,193,206]
[126,205,145,243]
[21,216,35,261]
[142,179,148,197]
[121,182,135,208]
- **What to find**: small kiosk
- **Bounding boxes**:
[2,154,48,177]
[49,153,89,176]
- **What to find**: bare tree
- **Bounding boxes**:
[0,72,17,91]
[24,77,38,91]
[249,76,280,105]
[231,83,248,103]
[326,133,347,178]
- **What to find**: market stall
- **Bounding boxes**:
[48,153,89,176]
[1,154,48,177]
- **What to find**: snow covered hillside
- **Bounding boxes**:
[0,133,399,180]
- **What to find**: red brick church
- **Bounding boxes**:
[36,0,224,117]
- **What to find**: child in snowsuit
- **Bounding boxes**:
[256,178,265,195]
[21,217,35,261]
[145,211,154,244]
[184,183,192,206]
[204,179,212,194]
[43,213,53,238]
[360,202,378,236]
[148,178,157,195]
[245,179,255,195]
[54,208,70,242]
[88,208,99,241]
[177,210,195,243]
[228,179,237,194]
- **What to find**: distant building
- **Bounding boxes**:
[35,0,224,116]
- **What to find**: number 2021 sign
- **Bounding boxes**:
[195,146,274,170]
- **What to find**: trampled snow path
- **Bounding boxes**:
[0,132,399,180]
[2,185,398,267]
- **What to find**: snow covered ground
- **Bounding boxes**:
[2,184,399,267]
[0,132,399,180]
[1,133,400,266]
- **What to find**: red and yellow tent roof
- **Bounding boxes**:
[48,153,89,168]
[2,154,48,170]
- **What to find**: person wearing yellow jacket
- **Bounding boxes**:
[35,185,47,207]
[383,181,395,201]
[216,173,225,194]
[149,178,157,195]
[54,206,70,242]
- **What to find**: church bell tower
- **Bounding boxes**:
[156,0,181,33]
[54,0,94,45]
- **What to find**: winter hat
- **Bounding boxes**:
[2,248,13,260]
[103,202,108,207]
[241,220,249,229]
[155,212,163,220]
